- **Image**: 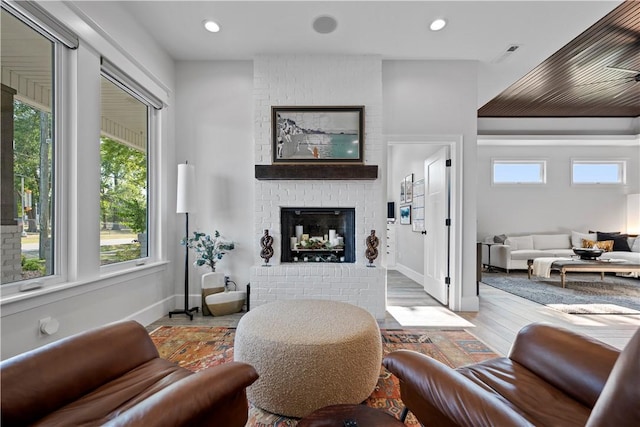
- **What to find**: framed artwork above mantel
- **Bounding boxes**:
[272,106,364,164]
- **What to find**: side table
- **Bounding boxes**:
[480,242,499,272]
[297,404,405,427]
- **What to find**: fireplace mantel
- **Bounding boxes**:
[255,165,378,180]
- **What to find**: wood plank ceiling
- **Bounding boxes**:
[479,0,640,118]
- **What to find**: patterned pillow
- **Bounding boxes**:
[582,239,614,252]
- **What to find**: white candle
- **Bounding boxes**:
[295,225,304,241]
[290,236,298,248]
[329,229,336,241]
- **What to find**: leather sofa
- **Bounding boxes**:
[384,323,640,427]
[1,320,258,427]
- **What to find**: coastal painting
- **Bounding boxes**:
[400,205,411,225]
[272,106,364,163]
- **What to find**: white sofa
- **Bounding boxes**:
[482,232,640,272]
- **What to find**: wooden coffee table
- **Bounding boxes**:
[527,258,640,288]
[297,404,405,427]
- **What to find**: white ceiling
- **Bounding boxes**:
[117,0,622,106]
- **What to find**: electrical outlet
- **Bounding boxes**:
[39,317,59,336]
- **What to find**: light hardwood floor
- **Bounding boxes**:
[148,270,640,356]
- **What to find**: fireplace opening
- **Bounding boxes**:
[280,207,355,263]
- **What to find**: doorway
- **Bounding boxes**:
[386,137,460,309]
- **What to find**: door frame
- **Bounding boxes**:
[386,135,463,310]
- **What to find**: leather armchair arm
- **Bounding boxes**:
[106,361,259,427]
[383,350,533,427]
[509,323,619,408]
[0,321,159,426]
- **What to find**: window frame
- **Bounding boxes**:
[98,71,155,274]
[571,159,627,186]
[0,8,68,294]
[1,6,166,298]
[491,159,547,185]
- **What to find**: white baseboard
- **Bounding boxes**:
[395,263,424,286]
[125,294,203,326]
[459,295,480,311]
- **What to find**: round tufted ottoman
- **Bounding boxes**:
[234,299,382,418]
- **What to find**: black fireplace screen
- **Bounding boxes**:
[280,207,355,263]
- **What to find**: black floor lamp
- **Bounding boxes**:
[169,162,199,321]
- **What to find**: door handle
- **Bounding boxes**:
[421,231,427,235]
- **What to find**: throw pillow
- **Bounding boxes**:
[597,232,631,252]
[571,231,597,248]
[582,239,614,252]
[493,234,507,244]
[632,237,640,253]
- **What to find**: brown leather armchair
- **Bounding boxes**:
[1,320,258,426]
[384,323,640,427]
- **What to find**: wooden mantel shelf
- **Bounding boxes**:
[255,164,378,180]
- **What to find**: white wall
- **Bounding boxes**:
[383,60,479,310]
[250,55,387,319]
[1,2,177,359]
[174,61,254,289]
[477,143,640,239]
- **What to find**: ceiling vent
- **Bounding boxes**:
[492,44,522,63]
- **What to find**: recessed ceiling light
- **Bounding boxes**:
[203,20,220,33]
[313,15,338,34]
[430,18,447,31]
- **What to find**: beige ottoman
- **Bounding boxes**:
[205,291,246,316]
[201,272,225,316]
[234,299,382,418]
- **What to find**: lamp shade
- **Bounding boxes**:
[176,163,197,213]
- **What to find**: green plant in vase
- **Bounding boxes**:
[181,230,235,272]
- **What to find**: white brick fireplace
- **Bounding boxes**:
[249,55,387,319]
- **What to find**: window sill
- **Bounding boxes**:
[0,261,169,314]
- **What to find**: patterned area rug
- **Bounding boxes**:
[482,271,640,314]
[149,326,497,426]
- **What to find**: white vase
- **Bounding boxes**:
[201,272,225,316]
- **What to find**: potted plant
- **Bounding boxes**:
[182,230,235,316]
[181,230,235,272]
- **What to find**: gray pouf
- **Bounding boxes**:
[233,299,382,418]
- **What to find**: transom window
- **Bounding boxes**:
[572,160,626,185]
[492,160,546,184]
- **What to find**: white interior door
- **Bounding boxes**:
[423,147,449,305]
